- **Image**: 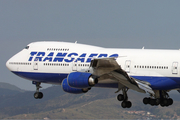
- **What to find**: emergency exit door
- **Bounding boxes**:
[33,61,38,70]
[33,58,38,70]
[125,60,131,73]
[72,61,77,71]
[172,62,178,74]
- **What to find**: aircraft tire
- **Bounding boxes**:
[117,94,124,101]
[168,98,173,105]
[121,101,132,108]
[126,101,132,108]
[34,92,39,99]
[150,99,156,106]
[143,97,150,104]
[155,98,160,106]
[121,101,127,108]
[38,92,43,99]
[163,99,169,106]
[34,92,43,99]
[160,102,165,107]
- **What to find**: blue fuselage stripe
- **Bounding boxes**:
[12,71,67,84]
[12,71,180,90]
[132,76,180,90]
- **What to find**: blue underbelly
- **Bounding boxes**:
[12,71,180,90]
[132,76,180,90]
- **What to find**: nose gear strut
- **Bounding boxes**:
[32,81,43,99]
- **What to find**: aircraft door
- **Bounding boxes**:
[72,61,77,71]
[125,60,131,73]
[172,62,178,74]
[72,61,81,71]
[33,59,38,70]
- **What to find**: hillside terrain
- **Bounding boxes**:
[0,82,180,119]
[0,82,24,96]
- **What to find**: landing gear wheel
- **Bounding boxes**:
[150,99,156,106]
[143,97,150,104]
[168,98,173,105]
[143,97,161,106]
[159,90,174,107]
[33,82,43,99]
[34,92,43,99]
[38,92,43,99]
[160,102,165,107]
[159,98,173,107]
[155,98,160,106]
[117,94,124,101]
[121,101,132,108]
[121,101,127,108]
[34,92,39,99]
[163,99,169,106]
[143,91,174,107]
[118,88,132,108]
[126,101,132,108]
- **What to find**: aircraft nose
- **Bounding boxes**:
[6,58,12,71]
[6,55,16,71]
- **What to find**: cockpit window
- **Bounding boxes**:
[25,46,29,49]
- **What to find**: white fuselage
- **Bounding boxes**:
[6,41,180,90]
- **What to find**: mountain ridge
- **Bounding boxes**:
[0,82,180,119]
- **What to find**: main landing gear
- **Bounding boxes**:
[33,81,43,99]
[143,90,173,107]
[117,88,132,108]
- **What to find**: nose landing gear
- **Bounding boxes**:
[34,92,43,99]
[33,81,43,99]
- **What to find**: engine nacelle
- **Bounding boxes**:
[62,78,88,94]
[67,72,98,89]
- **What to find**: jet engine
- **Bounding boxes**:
[67,72,98,89]
[62,78,88,94]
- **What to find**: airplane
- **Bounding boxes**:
[6,41,180,108]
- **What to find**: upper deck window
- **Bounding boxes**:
[25,46,29,49]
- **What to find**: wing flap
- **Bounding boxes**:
[110,71,145,93]
[133,78,155,95]
[91,57,155,95]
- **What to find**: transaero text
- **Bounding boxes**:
[28,52,118,63]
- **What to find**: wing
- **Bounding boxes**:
[90,57,155,96]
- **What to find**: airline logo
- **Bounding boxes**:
[28,52,118,63]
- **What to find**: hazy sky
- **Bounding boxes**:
[1,0,180,90]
